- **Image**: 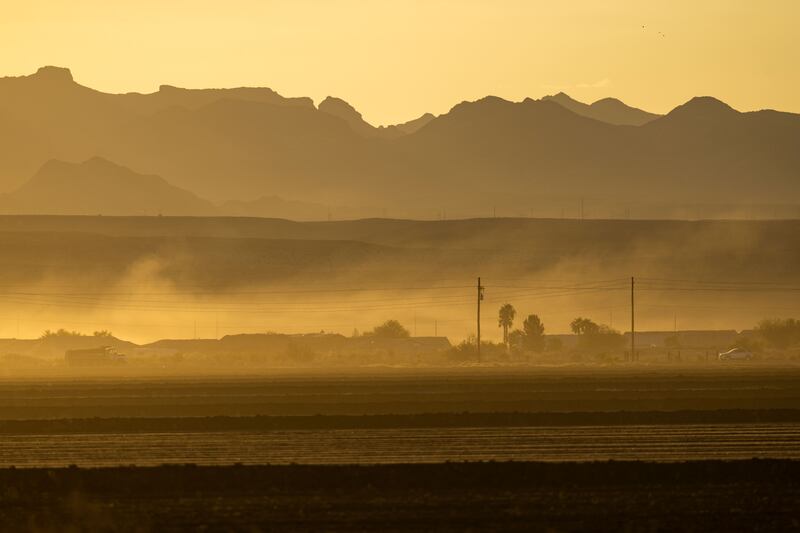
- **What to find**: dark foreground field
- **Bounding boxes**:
[3,367,800,419]
[3,370,799,530]
[2,460,799,532]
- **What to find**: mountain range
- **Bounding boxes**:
[0,66,798,218]
[0,157,213,216]
[539,92,660,126]
[0,157,383,219]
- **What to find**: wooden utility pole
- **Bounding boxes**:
[630,276,635,362]
[477,277,484,361]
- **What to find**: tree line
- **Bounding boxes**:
[498,303,624,355]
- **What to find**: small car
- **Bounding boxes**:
[718,348,754,361]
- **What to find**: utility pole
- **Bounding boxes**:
[581,198,585,220]
[477,277,484,362]
[630,277,635,362]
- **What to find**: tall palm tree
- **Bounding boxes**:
[498,304,516,345]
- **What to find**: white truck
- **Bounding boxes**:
[717,348,754,361]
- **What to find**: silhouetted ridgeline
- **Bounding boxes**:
[541,92,661,126]
[0,67,798,217]
[0,158,214,216]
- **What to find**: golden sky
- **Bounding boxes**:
[2,0,798,125]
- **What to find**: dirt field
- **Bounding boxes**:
[1,366,799,419]
[2,423,800,467]
[2,460,798,532]
[3,368,798,530]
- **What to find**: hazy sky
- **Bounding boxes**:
[2,0,798,125]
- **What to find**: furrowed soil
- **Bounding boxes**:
[1,366,799,419]
[3,369,799,530]
[2,461,799,532]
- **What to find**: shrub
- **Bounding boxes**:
[365,320,411,339]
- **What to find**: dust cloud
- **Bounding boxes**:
[0,217,798,376]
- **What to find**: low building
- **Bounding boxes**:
[623,330,739,348]
[65,346,126,366]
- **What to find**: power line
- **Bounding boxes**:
[0,284,475,297]
[3,276,798,340]
[638,277,800,286]
[0,279,635,298]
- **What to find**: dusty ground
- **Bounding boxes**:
[2,366,800,419]
[3,369,798,530]
[1,460,799,532]
[2,409,800,434]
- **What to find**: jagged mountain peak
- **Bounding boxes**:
[319,96,365,120]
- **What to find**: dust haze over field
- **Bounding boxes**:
[0,217,798,347]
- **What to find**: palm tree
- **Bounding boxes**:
[498,304,516,345]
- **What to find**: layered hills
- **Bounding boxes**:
[0,158,213,216]
[0,66,798,217]
[540,92,660,126]
[0,157,377,219]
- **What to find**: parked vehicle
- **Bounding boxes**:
[717,348,754,361]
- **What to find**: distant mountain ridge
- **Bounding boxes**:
[540,92,661,126]
[0,158,375,219]
[0,158,214,215]
[318,96,434,138]
[0,66,798,215]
